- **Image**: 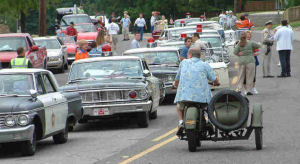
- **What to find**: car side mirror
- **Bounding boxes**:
[30,89,38,100]
[31,45,39,51]
[143,70,151,77]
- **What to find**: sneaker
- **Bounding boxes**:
[243,90,248,96]
[252,88,259,94]
[277,62,281,67]
[176,122,184,137]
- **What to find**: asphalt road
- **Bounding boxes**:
[1,33,300,164]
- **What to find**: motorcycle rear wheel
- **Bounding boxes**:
[186,129,197,152]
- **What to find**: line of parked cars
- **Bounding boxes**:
[0,12,238,156]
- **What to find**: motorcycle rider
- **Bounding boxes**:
[173,48,219,135]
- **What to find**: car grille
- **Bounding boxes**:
[153,74,176,83]
[0,115,5,128]
[79,89,143,103]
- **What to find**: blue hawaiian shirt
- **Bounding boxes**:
[174,57,216,104]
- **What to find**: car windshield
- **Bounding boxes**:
[69,60,143,81]
[60,36,75,45]
[0,74,34,96]
[35,39,61,49]
[75,24,97,32]
[0,37,28,52]
[200,37,222,48]
[129,51,179,66]
[61,16,92,25]
[174,18,200,27]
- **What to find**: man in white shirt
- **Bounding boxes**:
[107,18,120,52]
[131,33,140,49]
[274,20,294,78]
[226,11,237,30]
[134,13,147,41]
[150,11,156,33]
[219,11,227,28]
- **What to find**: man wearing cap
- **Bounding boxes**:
[262,20,274,78]
[66,22,78,41]
[226,11,237,30]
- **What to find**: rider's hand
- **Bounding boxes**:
[213,78,220,86]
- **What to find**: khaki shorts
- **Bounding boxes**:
[112,34,118,44]
[122,26,129,35]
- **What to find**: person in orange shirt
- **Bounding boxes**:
[244,14,254,30]
[75,40,89,61]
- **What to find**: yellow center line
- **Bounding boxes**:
[119,135,178,164]
[152,127,178,142]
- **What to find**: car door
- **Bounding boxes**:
[142,60,161,108]
[26,36,38,67]
[30,38,44,68]
[37,73,68,135]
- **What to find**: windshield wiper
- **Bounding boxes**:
[69,77,96,83]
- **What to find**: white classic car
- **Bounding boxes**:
[34,37,69,73]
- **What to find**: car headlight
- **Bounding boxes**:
[139,89,149,99]
[5,115,16,127]
[17,114,30,126]
[168,75,175,82]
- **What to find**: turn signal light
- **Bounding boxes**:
[102,44,111,52]
[148,37,155,43]
[181,33,187,38]
[180,20,185,24]
[129,91,137,99]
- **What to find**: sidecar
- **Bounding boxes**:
[180,90,263,151]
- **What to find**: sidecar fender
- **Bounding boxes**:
[251,103,263,128]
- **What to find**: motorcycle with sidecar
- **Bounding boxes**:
[178,90,263,152]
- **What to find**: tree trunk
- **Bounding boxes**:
[20,11,26,33]
[39,0,47,36]
[234,0,237,14]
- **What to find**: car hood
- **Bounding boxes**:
[150,65,178,74]
[47,49,61,57]
[0,97,42,113]
[77,32,97,41]
[0,51,18,63]
[61,78,148,91]
[66,44,77,54]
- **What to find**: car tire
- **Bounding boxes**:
[21,127,36,156]
[150,110,157,119]
[58,61,65,73]
[78,119,88,124]
[137,112,149,128]
[208,90,249,131]
[186,129,197,152]
[53,121,68,144]
[255,128,263,150]
[64,58,69,70]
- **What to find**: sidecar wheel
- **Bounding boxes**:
[186,129,197,152]
[255,128,263,150]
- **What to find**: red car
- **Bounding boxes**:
[0,33,47,68]
[59,36,78,62]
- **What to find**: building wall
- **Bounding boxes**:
[284,6,300,22]
[244,1,276,12]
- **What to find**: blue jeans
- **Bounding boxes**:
[278,50,291,75]
[137,27,144,41]
[151,26,154,33]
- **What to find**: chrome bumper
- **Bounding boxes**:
[47,60,63,68]
[82,101,153,117]
[165,84,177,95]
[0,125,34,143]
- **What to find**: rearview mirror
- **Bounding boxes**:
[30,89,38,100]
[143,70,151,77]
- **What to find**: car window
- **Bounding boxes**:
[35,39,61,49]
[35,74,45,95]
[0,37,28,52]
[0,74,34,95]
[42,74,56,93]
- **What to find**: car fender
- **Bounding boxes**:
[184,107,198,130]
[251,103,263,128]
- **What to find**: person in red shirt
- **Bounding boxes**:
[66,22,78,41]
[75,40,89,61]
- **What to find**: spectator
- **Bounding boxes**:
[234,31,260,95]
[66,22,78,41]
[150,11,156,33]
[120,13,131,41]
[262,20,275,78]
[78,5,84,14]
[131,33,141,49]
[75,40,89,61]
[109,12,115,24]
[95,29,106,54]
[89,42,101,56]
[244,13,254,30]
[192,33,207,50]
[157,15,168,31]
[226,10,237,30]
[180,37,192,61]
[134,13,147,41]
[98,16,104,29]
[219,11,227,28]
[107,18,120,52]
[274,20,294,78]
[9,47,32,69]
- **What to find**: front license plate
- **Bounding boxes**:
[93,108,109,116]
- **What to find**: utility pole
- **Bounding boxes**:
[39,0,47,36]
[234,0,238,14]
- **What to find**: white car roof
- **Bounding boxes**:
[159,41,184,46]
[200,34,222,38]
[124,47,179,54]
[33,36,58,40]
[63,14,89,17]
[164,26,196,31]
[180,29,219,34]
[73,56,141,64]
[186,21,217,25]
[0,69,50,74]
